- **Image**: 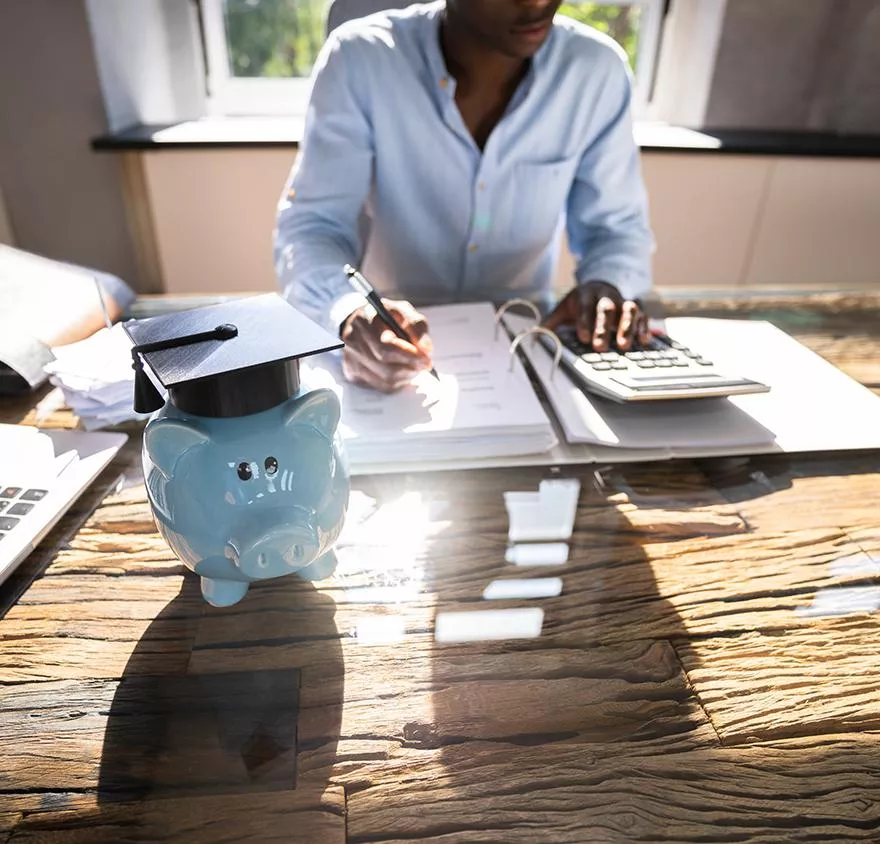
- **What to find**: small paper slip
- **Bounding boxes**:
[504,479,581,542]
[482,577,563,600]
[435,608,544,643]
[304,302,557,468]
[505,542,570,566]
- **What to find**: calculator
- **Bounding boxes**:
[539,324,770,403]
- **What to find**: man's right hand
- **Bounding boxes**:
[340,299,434,393]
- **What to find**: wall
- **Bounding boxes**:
[0,0,139,285]
[84,0,206,132]
[705,0,880,133]
[135,149,880,297]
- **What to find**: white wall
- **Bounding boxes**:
[0,0,139,283]
[84,0,206,131]
[133,149,880,297]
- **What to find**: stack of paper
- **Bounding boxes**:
[43,324,147,429]
[305,302,558,467]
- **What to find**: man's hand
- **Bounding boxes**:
[341,299,434,393]
[544,281,650,352]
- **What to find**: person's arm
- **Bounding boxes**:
[566,51,654,302]
[273,33,373,335]
[545,49,655,352]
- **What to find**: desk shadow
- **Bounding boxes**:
[96,573,343,837]
[353,457,880,840]
[423,464,707,750]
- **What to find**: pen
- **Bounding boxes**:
[344,264,440,382]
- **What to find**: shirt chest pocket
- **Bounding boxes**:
[494,153,581,247]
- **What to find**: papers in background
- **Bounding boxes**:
[43,324,148,430]
[305,302,557,467]
[505,314,880,458]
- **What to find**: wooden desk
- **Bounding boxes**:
[2,294,880,842]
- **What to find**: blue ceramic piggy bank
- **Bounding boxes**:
[142,386,349,607]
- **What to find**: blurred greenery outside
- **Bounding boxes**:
[222,0,643,79]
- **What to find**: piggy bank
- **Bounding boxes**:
[142,386,349,607]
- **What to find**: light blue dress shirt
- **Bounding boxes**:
[274,0,654,334]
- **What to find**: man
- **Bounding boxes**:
[274,0,654,392]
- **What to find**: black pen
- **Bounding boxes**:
[343,264,440,382]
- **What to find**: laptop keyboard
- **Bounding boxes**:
[0,487,48,539]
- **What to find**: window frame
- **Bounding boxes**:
[201,0,316,117]
[200,0,667,119]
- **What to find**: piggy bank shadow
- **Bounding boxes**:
[96,573,344,834]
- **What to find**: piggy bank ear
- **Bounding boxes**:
[144,417,209,479]
[284,388,341,439]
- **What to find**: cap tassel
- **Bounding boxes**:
[129,323,239,415]
[132,353,166,414]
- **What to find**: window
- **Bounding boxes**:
[201,0,666,117]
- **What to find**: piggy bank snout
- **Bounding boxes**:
[225,507,319,577]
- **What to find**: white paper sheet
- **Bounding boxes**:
[304,302,557,465]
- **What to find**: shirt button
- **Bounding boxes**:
[478,182,486,191]
[439,77,449,89]
[287,188,296,199]
[468,244,479,253]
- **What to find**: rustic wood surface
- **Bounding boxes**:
[2,294,880,842]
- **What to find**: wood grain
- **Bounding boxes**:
[4,293,880,841]
[677,616,880,744]
[7,787,345,843]
[342,735,880,843]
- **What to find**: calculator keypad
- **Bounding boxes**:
[555,327,717,379]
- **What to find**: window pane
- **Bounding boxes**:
[222,0,328,78]
[558,2,643,70]
[221,1,645,81]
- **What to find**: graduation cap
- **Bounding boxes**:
[123,294,343,417]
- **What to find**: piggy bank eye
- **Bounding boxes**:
[237,462,253,481]
[264,456,278,477]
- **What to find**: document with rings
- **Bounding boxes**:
[304,302,558,469]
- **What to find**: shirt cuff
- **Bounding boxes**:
[575,265,651,303]
[329,291,367,337]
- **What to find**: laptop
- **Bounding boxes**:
[538,323,770,403]
[0,424,127,587]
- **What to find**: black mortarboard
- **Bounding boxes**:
[122,294,343,417]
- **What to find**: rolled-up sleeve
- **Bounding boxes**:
[273,33,374,333]
[565,53,654,301]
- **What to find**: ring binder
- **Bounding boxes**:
[509,326,562,382]
[494,298,541,340]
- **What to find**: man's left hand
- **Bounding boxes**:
[544,281,649,352]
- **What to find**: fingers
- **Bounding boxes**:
[547,284,650,353]
[615,300,639,351]
[341,302,434,392]
[591,296,618,352]
[342,351,420,393]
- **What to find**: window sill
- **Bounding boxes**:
[92,118,880,159]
